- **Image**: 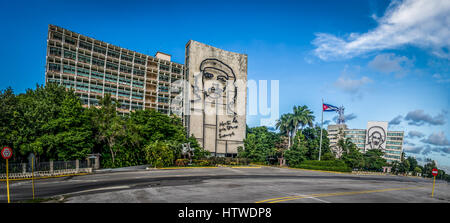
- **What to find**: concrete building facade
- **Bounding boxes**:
[327,121,404,163]
[45,25,184,116]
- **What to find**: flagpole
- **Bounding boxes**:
[319,98,323,161]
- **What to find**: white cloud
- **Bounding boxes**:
[421,131,450,146]
[407,130,425,138]
[368,53,413,77]
[313,0,450,60]
[404,109,446,126]
[432,73,450,83]
[333,76,373,95]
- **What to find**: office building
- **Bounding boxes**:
[45,25,184,116]
[327,121,404,163]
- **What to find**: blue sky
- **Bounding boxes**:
[0,0,449,170]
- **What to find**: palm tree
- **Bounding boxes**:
[335,137,357,159]
[292,105,315,144]
[275,113,294,148]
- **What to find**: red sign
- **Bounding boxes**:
[432,168,438,176]
[1,147,13,159]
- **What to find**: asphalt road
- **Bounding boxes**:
[0,166,449,203]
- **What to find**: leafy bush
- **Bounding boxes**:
[193,159,212,166]
[175,159,189,167]
[144,141,175,168]
[293,160,352,172]
[201,157,250,166]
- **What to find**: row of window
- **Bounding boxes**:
[51,48,147,76]
[50,63,144,87]
[349,139,365,144]
[159,85,169,93]
[345,134,365,139]
[158,96,170,103]
[384,154,401,159]
[385,150,402,155]
[159,64,182,74]
[159,75,170,82]
[344,130,366,135]
[386,145,402,150]
[48,76,143,100]
[52,32,148,66]
[387,132,403,136]
[386,141,402,145]
[387,137,403,141]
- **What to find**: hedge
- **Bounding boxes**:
[293,160,352,172]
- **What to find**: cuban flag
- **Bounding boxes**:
[323,103,339,112]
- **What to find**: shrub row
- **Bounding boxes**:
[300,160,348,167]
[294,164,352,172]
[174,157,251,167]
[292,160,352,172]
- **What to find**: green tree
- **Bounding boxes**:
[302,126,332,160]
[284,131,307,166]
[0,87,18,151]
[406,156,419,172]
[91,94,126,167]
[422,159,437,178]
[336,138,354,158]
[399,159,410,174]
[340,139,365,169]
[275,113,294,148]
[414,166,422,175]
[363,149,387,171]
[238,126,280,163]
[144,140,175,168]
[7,84,94,161]
[292,105,315,145]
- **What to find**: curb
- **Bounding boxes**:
[0,172,91,182]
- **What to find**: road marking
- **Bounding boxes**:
[255,186,426,203]
[295,194,331,203]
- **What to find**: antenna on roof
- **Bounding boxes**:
[337,105,345,124]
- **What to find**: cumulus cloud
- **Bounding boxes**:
[404,109,446,126]
[333,76,373,99]
[312,0,450,60]
[332,113,357,123]
[368,53,413,78]
[421,146,433,155]
[407,130,425,138]
[432,73,450,83]
[404,140,416,146]
[421,131,450,146]
[389,115,403,125]
[439,147,450,154]
[403,145,423,154]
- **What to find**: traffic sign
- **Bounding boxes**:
[1,147,12,159]
[432,168,438,176]
[2,146,13,203]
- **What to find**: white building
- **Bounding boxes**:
[327,121,404,163]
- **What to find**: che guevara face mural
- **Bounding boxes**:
[366,126,386,150]
[193,58,238,115]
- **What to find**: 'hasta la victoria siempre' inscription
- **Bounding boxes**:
[218,117,238,139]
